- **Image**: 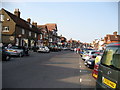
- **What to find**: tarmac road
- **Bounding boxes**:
[2,50,96,88]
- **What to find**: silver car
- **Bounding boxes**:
[37,46,50,53]
[5,46,24,57]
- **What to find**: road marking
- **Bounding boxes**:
[80,78,92,83]
[82,79,92,82]
[80,70,88,72]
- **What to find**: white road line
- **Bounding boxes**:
[82,79,92,82]
[80,70,88,72]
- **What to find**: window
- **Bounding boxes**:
[40,34,42,39]
[29,31,31,36]
[101,46,120,70]
[35,33,37,38]
[2,26,9,32]
[22,29,25,34]
[0,14,4,21]
[7,18,10,21]
[29,24,32,28]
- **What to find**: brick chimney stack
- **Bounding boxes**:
[27,18,31,23]
[32,21,35,25]
[34,22,37,27]
[113,31,117,36]
[14,9,20,18]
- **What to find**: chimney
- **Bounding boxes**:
[14,9,20,18]
[32,21,35,25]
[113,31,117,36]
[27,18,31,23]
[34,22,37,27]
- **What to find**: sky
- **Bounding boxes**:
[1,1,118,43]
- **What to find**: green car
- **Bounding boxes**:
[96,43,120,90]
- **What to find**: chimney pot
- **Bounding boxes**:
[27,18,31,23]
[32,21,35,25]
[34,22,37,27]
[14,8,20,18]
[113,31,117,36]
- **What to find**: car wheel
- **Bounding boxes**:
[19,53,23,57]
[6,55,11,61]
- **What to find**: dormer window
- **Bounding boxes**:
[7,18,10,21]
[2,26,9,32]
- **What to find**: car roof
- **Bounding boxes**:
[106,42,120,47]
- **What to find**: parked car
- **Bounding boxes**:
[82,50,98,61]
[37,46,50,53]
[70,47,74,51]
[92,61,100,79]
[96,43,120,89]
[2,48,11,61]
[85,59,95,69]
[5,46,24,57]
[32,46,39,52]
[49,45,59,52]
[85,52,103,69]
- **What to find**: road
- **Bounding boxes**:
[2,50,96,88]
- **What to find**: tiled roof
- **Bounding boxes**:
[2,8,40,33]
[45,23,57,31]
[37,25,47,30]
[37,25,48,33]
[108,35,120,41]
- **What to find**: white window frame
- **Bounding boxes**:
[40,34,42,39]
[22,29,25,34]
[29,31,31,36]
[0,14,4,21]
[35,33,37,38]
[29,24,32,28]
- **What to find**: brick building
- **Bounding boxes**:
[0,8,41,47]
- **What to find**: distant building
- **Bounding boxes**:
[45,23,58,47]
[37,25,49,47]
[104,31,120,44]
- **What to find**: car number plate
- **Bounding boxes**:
[102,77,116,89]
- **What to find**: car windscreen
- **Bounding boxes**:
[11,46,19,49]
[101,46,120,70]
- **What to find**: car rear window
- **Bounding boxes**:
[101,46,120,70]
